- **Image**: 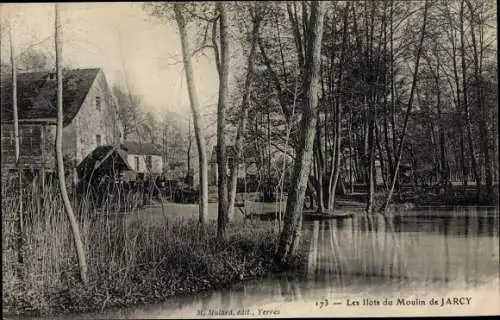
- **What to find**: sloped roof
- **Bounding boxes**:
[77,145,132,181]
[121,140,162,156]
[1,68,101,125]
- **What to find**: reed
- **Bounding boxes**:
[2,181,292,316]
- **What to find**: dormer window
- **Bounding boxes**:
[96,96,101,111]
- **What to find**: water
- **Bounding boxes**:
[65,206,500,318]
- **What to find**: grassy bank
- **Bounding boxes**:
[2,184,305,317]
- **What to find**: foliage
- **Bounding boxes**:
[112,85,143,141]
[112,84,190,177]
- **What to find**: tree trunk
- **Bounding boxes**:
[460,0,479,186]
[380,0,429,213]
[314,121,325,212]
[174,4,209,224]
[215,2,230,240]
[435,44,448,184]
[266,110,272,202]
[186,121,192,184]
[375,124,388,191]
[389,1,399,190]
[275,1,326,266]
[383,2,395,184]
[55,4,88,284]
[328,2,349,211]
[467,0,492,192]
[162,127,167,173]
[329,109,342,210]
[287,2,305,73]
[363,107,369,184]
[366,104,376,214]
[228,7,261,221]
[348,113,354,193]
[383,100,395,184]
[10,26,24,264]
[448,13,467,186]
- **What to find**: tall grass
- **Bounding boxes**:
[2,180,286,316]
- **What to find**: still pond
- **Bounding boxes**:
[55,206,500,318]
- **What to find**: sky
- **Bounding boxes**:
[0,3,222,126]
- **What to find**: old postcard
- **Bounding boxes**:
[1,1,498,319]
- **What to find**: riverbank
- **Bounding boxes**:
[2,190,305,317]
[4,184,497,317]
[3,219,306,317]
[6,202,498,319]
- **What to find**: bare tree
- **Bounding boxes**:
[186,119,193,184]
[112,85,142,141]
[227,3,263,221]
[459,0,479,185]
[8,21,24,264]
[327,2,350,211]
[214,2,231,240]
[54,3,88,283]
[18,48,51,72]
[466,0,493,193]
[275,1,326,266]
[380,0,429,213]
[174,3,209,224]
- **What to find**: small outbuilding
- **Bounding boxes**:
[120,141,163,177]
[77,145,132,186]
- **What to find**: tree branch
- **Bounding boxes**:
[185,6,219,23]
[257,36,291,121]
[211,17,221,76]
[190,44,215,59]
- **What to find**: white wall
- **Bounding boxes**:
[127,154,162,174]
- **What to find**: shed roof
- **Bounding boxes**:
[77,145,132,182]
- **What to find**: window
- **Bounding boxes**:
[146,155,152,170]
[1,127,13,156]
[20,127,31,149]
[96,134,101,146]
[96,96,101,111]
[135,156,140,171]
[31,126,41,151]
[1,126,13,147]
[1,126,41,156]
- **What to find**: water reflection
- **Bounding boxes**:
[304,207,498,286]
[66,206,499,319]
